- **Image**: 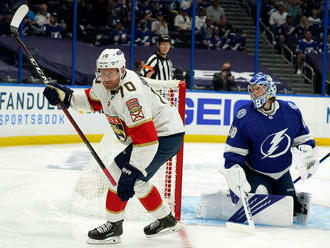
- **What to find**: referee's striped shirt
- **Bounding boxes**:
[140,53,173,80]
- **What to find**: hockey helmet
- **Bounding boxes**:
[248,72,277,108]
[96,48,126,81]
[157,34,171,44]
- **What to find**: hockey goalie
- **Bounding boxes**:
[198,73,319,226]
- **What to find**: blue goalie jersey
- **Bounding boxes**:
[224,100,315,179]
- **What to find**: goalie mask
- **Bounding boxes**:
[96,49,126,82]
[248,72,277,108]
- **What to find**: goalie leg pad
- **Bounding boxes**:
[198,190,294,226]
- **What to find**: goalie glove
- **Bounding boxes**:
[294,145,319,181]
[223,164,251,204]
[43,82,73,109]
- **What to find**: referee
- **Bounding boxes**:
[140,35,173,80]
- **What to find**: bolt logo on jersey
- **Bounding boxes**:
[260,128,291,159]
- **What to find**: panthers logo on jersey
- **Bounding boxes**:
[105,114,127,143]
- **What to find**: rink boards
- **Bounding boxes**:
[1,84,330,146]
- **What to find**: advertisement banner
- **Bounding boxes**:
[0,85,108,137]
[1,85,330,145]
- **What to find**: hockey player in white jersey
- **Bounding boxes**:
[222,72,319,220]
[43,48,184,244]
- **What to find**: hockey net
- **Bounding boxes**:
[70,79,186,221]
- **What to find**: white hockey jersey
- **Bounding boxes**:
[70,69,184,175]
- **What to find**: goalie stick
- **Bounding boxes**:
[293,152,330,184]
[10,4,117,186]
[226,187,255,234]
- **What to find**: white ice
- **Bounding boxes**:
[0,143,330,248]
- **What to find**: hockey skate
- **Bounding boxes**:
[87,220,123,244]
[294,192,312,224]
[144,213,181,238]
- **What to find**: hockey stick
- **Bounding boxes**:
[226,187,255,234]
[293,152,330,184]
[10,4,117,186]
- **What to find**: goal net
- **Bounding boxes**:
[70,79,186,221]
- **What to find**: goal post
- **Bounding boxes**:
[71,79,186,221]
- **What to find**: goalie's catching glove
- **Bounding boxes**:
[294,145,319,181]
[117,163,144,202]
[43,82,73,109]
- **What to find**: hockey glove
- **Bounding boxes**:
[294,145,319,181]
[223,164,251,204]
[43,82,73,109]
[117,163,144,202]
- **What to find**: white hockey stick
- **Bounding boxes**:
[226,187,255,234]
[10,5,117,187]
[10,4,29,30]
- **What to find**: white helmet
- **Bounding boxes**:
[96,48,126,80]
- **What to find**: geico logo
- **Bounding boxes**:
[184,97,250,126]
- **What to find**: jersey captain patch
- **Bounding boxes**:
[126,98,145,121]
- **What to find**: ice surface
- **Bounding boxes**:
[0,143,330,248]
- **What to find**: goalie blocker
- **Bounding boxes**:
[197,190,311,226]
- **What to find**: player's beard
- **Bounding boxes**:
[102,78,120,91]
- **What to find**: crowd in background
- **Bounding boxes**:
[0,0,246,51]
[249,0,329,74]
[1,0,329,92]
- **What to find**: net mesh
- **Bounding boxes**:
[70,79,185,220]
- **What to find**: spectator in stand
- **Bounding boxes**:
[206,0,225,25]
[200,18,214,48]
[143,9,154,29]
[296,16,310,40]
[174,8,192,43]
[174,8,192,31]
[44,12,66,39]
[287,0,303,25]
[296,30,319,75]
[218,17,234,38]
[110,19,129,45]
[222,28,247,51]
[35,3,50,26]
[151,11,168,36]
[135,19,152,47]
[212,61,235,91]
[34,3,50,35]
[308,9,322,41]
[195,7,206,32]
[261,0,276,26]
[209,26,224,51]
[269,2,288,34]
[108,0,125,26]
[278,14,297,51]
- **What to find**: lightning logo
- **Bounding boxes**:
[261,128,291,159]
